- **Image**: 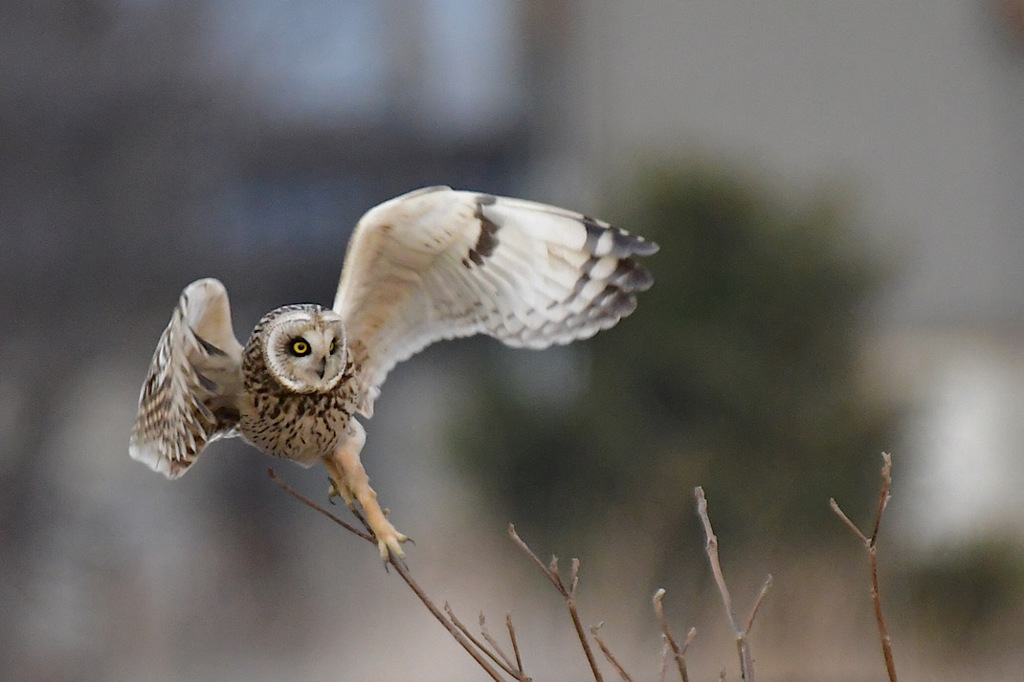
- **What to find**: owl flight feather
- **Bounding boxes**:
[130,186,658,560]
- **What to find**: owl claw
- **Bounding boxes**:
[374,523,410,563]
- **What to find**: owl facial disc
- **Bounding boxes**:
[260,306,348,394]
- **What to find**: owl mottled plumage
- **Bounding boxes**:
[130,186,658,559]
[130,279,243,479]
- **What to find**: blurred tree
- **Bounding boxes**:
[450,161,898,556]
[896,541,1024,648]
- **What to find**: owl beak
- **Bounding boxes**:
[317,356,327,380]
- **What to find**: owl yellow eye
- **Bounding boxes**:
[290,339,310,356]
[329,340,336,354]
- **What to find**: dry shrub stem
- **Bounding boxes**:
[506,614,525,677]
[268,469,373,543]
[695,486,771,682]
[444,605,523,680]
[653,588,695,682]
[591,623,635,682]
[508,524,605,682]
[829,452,898,682]
[272,466,636,682]
[272,457,903,682]
[269,470,778,682]
[479,613,520,677]
[268,469,521,682]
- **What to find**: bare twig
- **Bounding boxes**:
[652,588,694,682]
[829,499,869,545]
[507,614,525,679]
[695,486,770,682]
[745,575,773,635]
[659,642,669,682]
[509,524,605,682]
[273,467,787,682]
[268,469,511,682]
[268,469,373,542]
[683,631,697,657]
[387,562,509,682]
[591,623,634,682]
[830,453,899,682]
[870,453,893,542]
[444,605,521,679]
[479,613,524,679]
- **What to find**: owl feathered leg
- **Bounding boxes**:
[323,421,409,561]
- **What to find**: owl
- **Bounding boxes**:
[130,186,658,560]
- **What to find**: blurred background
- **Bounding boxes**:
[3,1,1024,680]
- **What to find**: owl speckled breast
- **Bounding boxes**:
[239,324,360,466]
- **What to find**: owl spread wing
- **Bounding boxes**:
[130,278,245,478]
[333,186,658,417]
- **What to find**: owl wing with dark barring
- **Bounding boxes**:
[332,186,658,418]
[130,278,245,478]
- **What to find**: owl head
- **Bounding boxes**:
[256,305,348,394]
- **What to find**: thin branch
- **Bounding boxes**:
[829,498,869,546]
[695,486,767,682]
[565,589,598,679]
[507,614,525,679]
[591,623,635,682]
[508,523,563,592]
[659,642,670,682]
[683,631,697,655]
[652,588,693,682]
[268,469,510,682]
[870,452,893,544]
[443,604,520,679]
[695,489,739,632]
[268,469,372,542]
[509,524,605,682]
[870,543,897,682]
[830,453,899,682]
[479,612,523,679]
[388,560,509,681]
[744,575,773,635]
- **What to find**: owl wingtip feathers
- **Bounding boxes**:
[129,437,192,480]
[129,276,241,480]
[631,235,660,257]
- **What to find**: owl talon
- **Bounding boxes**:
[374,524,410,563]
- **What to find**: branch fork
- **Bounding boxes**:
[830,452,898,682]
[695,486,771,682]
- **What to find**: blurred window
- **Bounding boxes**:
[207,0,523,133]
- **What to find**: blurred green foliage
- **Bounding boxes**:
[895,542,1024,648]
[449,161,898,555]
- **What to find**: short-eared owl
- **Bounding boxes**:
[130,186,658,560]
